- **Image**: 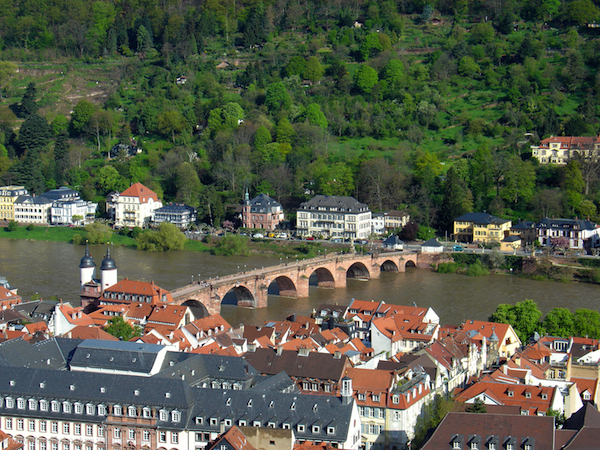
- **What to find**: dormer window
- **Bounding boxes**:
[393,395,399,404]
[74,403,83,414]
[525,392,531,399]
[541,393,548,400]
[453,443,461,449]
[372,394,380,402]
[297,424,306,433]
[128,406,136,417]
[327,426,335,435]
[98,405,107,416]
[312,425,320,434]
[17,398,25,409]
[40,400,48,411]
[171,411,181,422]
[28,399,37,410]
[358,393,366,401]
[86,404,94,415]
[507,391,514,397]
[159,410,168,421]
[143,408,151,418]
[253,420,261,427]
[113,405,122,416]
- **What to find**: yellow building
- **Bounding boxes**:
[453,212,512,244]
[0,186,28,221]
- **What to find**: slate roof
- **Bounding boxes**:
[563,402,600,430]
[0,337,71,370]
[248,193,281,208]
[14,195,53,205]
[502,235,521,242]
[154,203,196,214]
[422,238,443,247]
[454,212,510,225]
[383,235,404,245]
[242,348,349,381]
[185,388,354,444]
[40,187,80,201]
[537,218,598,231]
[69,339,166,374]
[299,195,369,213]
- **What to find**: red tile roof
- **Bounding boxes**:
[119,182,159,202]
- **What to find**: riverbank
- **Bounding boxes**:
[0,224,345,259]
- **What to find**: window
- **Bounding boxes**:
[159,410,168,421]
[85,404,94,415]
[128,429,135,440]
[327,426,335,435]
[51,422,58,433]
[63,423,70,434]
[324,384,332,393]
[312,425,320,434]
[358,393,366,401]
[172,432,178,444]
[113,428,121,439]
[74,424,81,435]
[98,426,104,437]
[453,443,461,449]
[62,444,69,450]
[298,425,306,432]
[143,408,151,418]
[40,421,47,432]
[239,420,246,427]
[159,432,166,443]
[128,406,136,417]
[17,419,24,430]
[98,405,106,416]
[392,395,399,404]
[488,444,496,450]
[85,425,93,436]
[5,418,12,430]
[525,392,531,399]
[143,430,150,441]
[171,411,181,422]
[372,394,380,402]
[17,398,26,409]
[542,393,548,400]
[62,402,71,413]
[28,441,35,450]
[29,420,36,432]
[507,391,514,397]
[29,399,38,410]
[40,400,48,411]
[113,405,122,416]
[5,397,13,408]
[506,445,513,450]
[471,443,478,449]
[51,401,59,412]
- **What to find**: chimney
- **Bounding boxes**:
[276,346,283,356]
[334,351,341,359]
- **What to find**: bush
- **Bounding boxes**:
[26,224,35,231]
[131,227,143,238]
[213,235,249,256]
[452,253,480,265]
[136,222,186,252]
[437,262,460,273]
[72,233,84,245]
[6,220,18,232]
[466,260,490,276]
[579,258,600,268]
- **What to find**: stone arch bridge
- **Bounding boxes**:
[171,251,422,315]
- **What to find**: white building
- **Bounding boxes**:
[536,218,600,252]
[110,183,162,228]
[13,195,53,224]
[371,213,385,235]
[296,195,371,239]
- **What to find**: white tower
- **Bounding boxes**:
[100,247,118,291]
[341,375,353,405]
[79,244,96,287]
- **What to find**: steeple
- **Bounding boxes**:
[341,374,353,405]
[244,187,250,204]
[79,243,96,286]
[100,246,118,291]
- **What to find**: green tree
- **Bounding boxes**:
[563,160,585,212]
[6,220,18,231]
[19,82,38,118]
[573,308,600,339]
[175,162,202,206]
[104,316,142,340]
[136,222,187,251]
[83,223,113,244]
[466,398,487,413]
[567,0,600,26]
[54,134,70,185]
[458,56,480,78]
[383,59,405,93]
[0,61,17,99]
[360,33,383,60]
[97,165,128,194]
[253,126,272,151]
[354,65,379,94]
[303,56,324,83]
[305,104,328,129]
[500,157,536,206]
[18,114,52,155]
[440,167,473,232]
[276,118,295,144]
[213,235,250,256]
[414,152,442,190]
[285,56,305,77]
[265,82,291,113]
[490,299,542,343]
[157,110,187,142]
[543,308,575,338]
[222,102,245,128]
[70,100,97,135]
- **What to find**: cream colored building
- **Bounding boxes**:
[111,183,162,228]
[0,186,28,221]
[531,135,600,165]
[296,195,371,239]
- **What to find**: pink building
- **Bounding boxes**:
[242,192,284,230]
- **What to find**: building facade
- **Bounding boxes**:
[296,195,371,239]
[13,196,53,224]
[0,186,28,221]
[242,193,284,230]
[536,218,600,252]
[453,212,512,244]
[531,135,600,165]
[153,204,197,229]
[110,183,162,228]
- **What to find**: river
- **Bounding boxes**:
[1,239,599,327]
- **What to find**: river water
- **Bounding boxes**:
[1,239,599,327]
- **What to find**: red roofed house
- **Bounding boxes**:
[531,135,600,165]
[99,279,174,306]
[52,302,95,335]
[144,304,193,335]
[461,320,521,358]
[111,182,162,228]
[0,285,21,310]
[370,313,439,356]
[454,381,562,416]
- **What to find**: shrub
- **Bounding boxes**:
[466,260,490,276]
[6,220,18,232]
[26,224,35,231]
[72,233,84,245]
[213,235,249,257]
[437,262,460,273]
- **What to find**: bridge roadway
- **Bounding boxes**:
[170,251,422,315]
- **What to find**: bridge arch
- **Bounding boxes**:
[221,285,256,308]
[380,259,399,272]
[346,262,370,279]
[404,260,417,269]
[267,275,298,298]
[308,267,336,288]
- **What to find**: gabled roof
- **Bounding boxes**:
[207,425,257,450]
[422,238,442,247]
[299,195,369,213]
[248,193,281,208]
[119,182,159,202]
[563,402,600,430]
[421,412,555,450]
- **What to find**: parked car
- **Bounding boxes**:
[453,245,463,252]
[253,233,264,238]
[305,236,315,240]
[330,238,343,243]
[276,232,288,239]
